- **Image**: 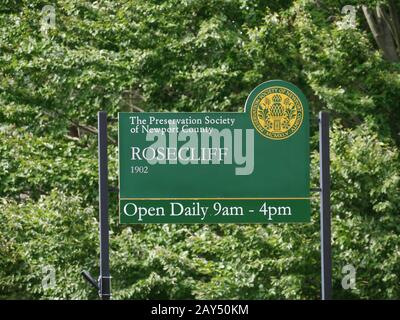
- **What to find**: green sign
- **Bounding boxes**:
[118,80,310,224]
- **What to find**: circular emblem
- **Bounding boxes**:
[250,86,304,140]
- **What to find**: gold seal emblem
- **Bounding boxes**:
[250,86,304,140]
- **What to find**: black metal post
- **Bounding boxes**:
[98,111,111,300]
[319,111,332,300]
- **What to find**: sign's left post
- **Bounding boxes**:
[98,111,111,300]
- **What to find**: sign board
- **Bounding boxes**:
[118,80,310,224]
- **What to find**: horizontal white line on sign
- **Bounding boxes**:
[120,197,310,200]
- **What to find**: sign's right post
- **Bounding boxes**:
[319,111,332,300]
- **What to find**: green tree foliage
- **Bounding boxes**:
[0,0,399,299]
[0,191,98,299]
[317,123,400,299]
